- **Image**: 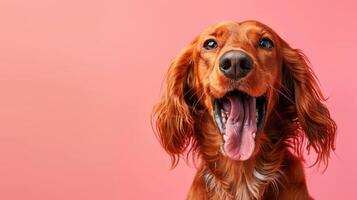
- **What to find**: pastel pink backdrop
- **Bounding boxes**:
[0,0,355,199]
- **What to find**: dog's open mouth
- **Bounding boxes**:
[212,90,266,161]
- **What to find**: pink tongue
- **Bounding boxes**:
[223,95,257,161]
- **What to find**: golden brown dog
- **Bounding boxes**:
[153,20,336,200]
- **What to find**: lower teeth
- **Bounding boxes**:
[256,110,259,122]
[223,134,228,141]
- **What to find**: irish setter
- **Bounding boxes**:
[153,20,336,200]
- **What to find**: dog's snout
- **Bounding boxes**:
[219,50,253,80]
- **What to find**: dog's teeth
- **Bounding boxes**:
[220,145,226,155]
[256,110,259,122]
[221,109,228,125]
[223,134,228,141]
[222,116,226,124]
[252,132,256,139]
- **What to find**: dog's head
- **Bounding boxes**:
[154,21,336,166]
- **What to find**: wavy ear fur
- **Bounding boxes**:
[280,41,337,166]
[153,39,198,168]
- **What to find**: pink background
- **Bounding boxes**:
[0,0,356,199]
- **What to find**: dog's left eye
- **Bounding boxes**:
[259,38,274,49]
[203,39,218,50]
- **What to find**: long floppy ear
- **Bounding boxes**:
[281,41,337,166]
[153,39,198,168]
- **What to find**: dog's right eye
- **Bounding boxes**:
[203,39,218,50]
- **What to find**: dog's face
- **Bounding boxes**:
[195,21,281,99]
[154,20,335,166]
[191,21,283,160]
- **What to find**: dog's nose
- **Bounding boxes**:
[219,50,253,80]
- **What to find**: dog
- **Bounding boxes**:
[153,20,336,200]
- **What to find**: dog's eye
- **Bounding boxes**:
[203,39,218,50]
[259,38,274,49]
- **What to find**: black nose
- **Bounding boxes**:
[219,50,253,80]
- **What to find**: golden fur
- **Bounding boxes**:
[153,20,336,200]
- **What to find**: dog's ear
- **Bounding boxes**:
[153,38,198,168]
[280,41,337,166]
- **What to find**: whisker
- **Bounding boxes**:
[272,107,283,121]
[265,83,295,105]
[192,89,205,111]
[274,81,292,96]
[183,86,195,98]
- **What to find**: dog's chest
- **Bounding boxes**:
[203,168,280,200]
